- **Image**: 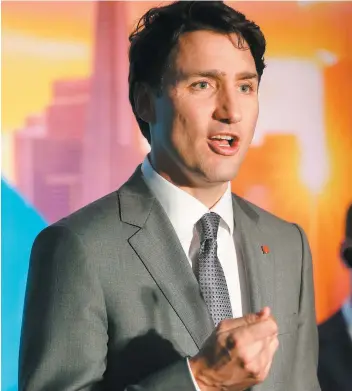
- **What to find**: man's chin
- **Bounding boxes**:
[203,166,240,184]
[210,155,242,177]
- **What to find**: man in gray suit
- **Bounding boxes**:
[19,2,321,390]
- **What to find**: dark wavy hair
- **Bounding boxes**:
[129,1,266,143]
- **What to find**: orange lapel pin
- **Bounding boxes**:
[261,245,270,254]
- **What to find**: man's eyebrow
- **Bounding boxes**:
[236,72,258,81]
[175,70,226,80]
[177,70,258,81]
[190,70,226,78]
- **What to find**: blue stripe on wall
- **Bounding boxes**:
[1,178,47,391]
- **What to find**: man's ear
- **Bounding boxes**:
[134,83,155,123]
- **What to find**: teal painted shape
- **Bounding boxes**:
[1,178,47,391]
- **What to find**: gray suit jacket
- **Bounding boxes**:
[19,166,321,391]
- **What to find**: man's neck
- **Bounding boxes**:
[148,155,229,209]
[175,182,229,209]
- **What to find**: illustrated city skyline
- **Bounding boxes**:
[11,1,326,227]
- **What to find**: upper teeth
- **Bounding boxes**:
[211,135,233,140]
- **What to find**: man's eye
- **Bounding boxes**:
[239,84,253,93]
[192,81,210,90]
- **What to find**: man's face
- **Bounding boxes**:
[149,29,259,186]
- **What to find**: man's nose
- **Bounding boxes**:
[213,88,242,124]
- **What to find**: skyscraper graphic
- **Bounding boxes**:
[82,1,145,206]
[14,114,45,205]
[14,79,90,222]
[14,2,147,221]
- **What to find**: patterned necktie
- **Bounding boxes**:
[194,212,233,326]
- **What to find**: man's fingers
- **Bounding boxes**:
[235,332,278,368]
[256,335,279,379]
[235,338,267,366]
[217,307,273,334]
[191,312,279,390]
[226,318,278,348]
[257,306,271,320]
[255,337,279,381]
[237,334,279,383]
[244,307,271,325]
[216,317,255,333]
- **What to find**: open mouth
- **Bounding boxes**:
[208,134,240,156]
[210,135,237,147]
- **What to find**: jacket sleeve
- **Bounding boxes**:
[125,359,198,391]
[19,225,108,390]
[19,224,197,391]
[290,224,321,391]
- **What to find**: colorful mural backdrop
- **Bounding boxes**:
[2,2,352,391]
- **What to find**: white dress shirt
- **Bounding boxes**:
[141,156,244,390]
[341,298,352,341]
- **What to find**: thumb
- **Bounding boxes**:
[244,307,271,325]
[256,306,271,320]
[216,307,273,333]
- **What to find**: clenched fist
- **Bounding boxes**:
[189,307,279,391]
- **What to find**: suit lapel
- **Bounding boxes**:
[118,169,276,349]
[119,167,214,349]
[232,195,276,314]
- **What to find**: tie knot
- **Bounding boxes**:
[198,212,221,241]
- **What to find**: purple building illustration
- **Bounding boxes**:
[14,79,90,222]
[82,1,146,206]
[14,1,146,222]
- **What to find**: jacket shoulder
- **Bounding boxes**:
[232,193,300,233]
[39,190,122,242]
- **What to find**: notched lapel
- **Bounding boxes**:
[118,168,214,349]
[232,195,276,314]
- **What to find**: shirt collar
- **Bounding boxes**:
[141,156,234,241]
